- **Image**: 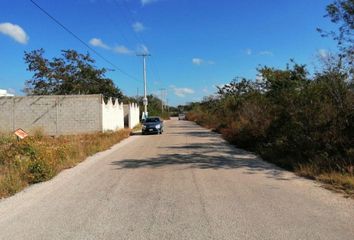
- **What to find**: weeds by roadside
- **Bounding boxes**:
[0,130,130,198]
[132,123,142,132]
[296,164,354,197]
[187,113,354,198]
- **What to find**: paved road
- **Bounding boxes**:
[0,119,353,240]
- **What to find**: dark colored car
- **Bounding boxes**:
[142,117,164,135]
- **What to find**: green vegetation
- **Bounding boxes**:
[23,49,173,118]
[186,62,353,196]
[186,0,354,196]
[130,94,171,119]
[0,130,130,198]
[317,0,353,73]
[24,49,124,100]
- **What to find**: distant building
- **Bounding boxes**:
[0,89,14,97]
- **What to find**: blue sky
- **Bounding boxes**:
[0,0,337,105]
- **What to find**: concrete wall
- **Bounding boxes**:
[0,95,126,135]
[123,105,129,128]
[125,103,140,129]
[102,98,124,132]
[56,95,102,135]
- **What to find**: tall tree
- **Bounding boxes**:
[318,0,353,73]
[24,49,124,100]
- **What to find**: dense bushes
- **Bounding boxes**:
[187,63,354,194]
[0,130,130,198]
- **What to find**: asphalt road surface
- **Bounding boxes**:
[0,119,353,240]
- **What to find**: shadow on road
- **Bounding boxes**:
[111,141,298,181]
[166,131,218,138]
[111,120,300,181]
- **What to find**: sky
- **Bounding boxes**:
[0,0,338,106]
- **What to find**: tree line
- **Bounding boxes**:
[23,49,170,118]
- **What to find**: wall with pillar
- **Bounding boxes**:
[124,103,140,129]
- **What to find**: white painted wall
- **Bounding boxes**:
[128,103,140,129]
[101,98,124,132]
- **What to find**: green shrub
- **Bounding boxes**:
[27,159,54,183]
[186,63,354,195]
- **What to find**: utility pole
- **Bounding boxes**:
[167,98,169,114]
[164,89,168,114]
[137,53,151,120]
[159,88,166,113]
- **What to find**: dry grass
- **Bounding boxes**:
[0,130,130,198]
[188,115,354,198]
[132,123,142,132]
[317,174,354,198]
[297,164,354,198]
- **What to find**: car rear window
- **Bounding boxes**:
[145,118,160,123]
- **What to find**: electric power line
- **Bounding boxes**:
[110,0,164,105]
[29,0,140,83]
[114,0,163,85]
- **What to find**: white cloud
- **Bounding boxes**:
[114,45,133,55]
[0,22,28,44]
[88,38,153,57]
[89,38,135,55]
[192,58,215,66]
[7,88,16,95]
[318,49,329,59]
[192,58,204,65]
[259,50,273,56]
[245,48,252,55]
[132,22,145,32]
[141,0,158,6]
[170,85,195,97]
[137,44,149,54]
[89,38,110,49]
[202,87,209,94]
